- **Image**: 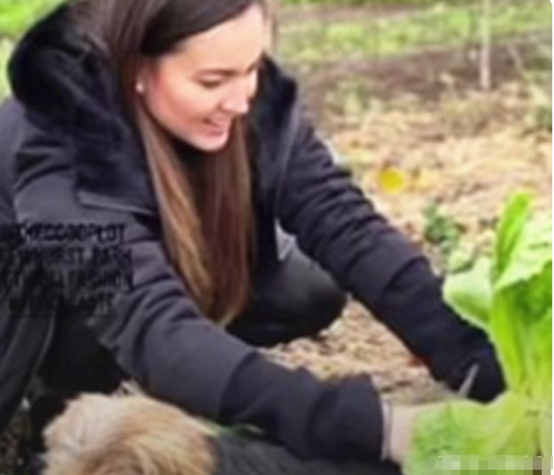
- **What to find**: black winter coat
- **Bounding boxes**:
[0,4,504,461]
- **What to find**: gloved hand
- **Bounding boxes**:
[380,402,431,466]
[380,364,501,466]
[382,394,542,475]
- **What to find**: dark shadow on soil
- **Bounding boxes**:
[286,32,551,127]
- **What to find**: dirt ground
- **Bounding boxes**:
[0,2,551,473]
[263,2,551,408]
[270,9,551,402]
[293,33,551,127]
[266,80,551,406]
[262,0,552,410]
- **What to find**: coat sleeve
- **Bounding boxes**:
[275,115,505,401]
[12,127,386,461]
[11,129,254,416]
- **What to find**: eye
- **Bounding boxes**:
[198,78,225,90]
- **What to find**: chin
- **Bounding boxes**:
[188,132,231,153]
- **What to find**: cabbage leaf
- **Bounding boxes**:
[405,193,552,475]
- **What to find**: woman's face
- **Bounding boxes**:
[137,5,269,152]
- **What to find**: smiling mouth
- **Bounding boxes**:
[204,119,232,135]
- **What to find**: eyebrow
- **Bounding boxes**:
[196,54,264,77]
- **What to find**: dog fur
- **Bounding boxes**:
[43,394,216,475]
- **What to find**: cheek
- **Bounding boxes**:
[145,76,220,136]
[167,82,216,120]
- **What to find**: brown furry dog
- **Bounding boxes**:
[43,394,216,475]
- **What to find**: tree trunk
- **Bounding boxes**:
[479,0,492,91]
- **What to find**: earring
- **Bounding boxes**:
[135,81,145,94]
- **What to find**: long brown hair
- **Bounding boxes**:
[71,0,267,323]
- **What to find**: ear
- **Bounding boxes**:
[135,63,147,95]
[135,57,155,95]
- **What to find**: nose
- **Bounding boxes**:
[222,92,249,116]
[221,73,258,116]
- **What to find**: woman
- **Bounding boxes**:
[0,0,504,473]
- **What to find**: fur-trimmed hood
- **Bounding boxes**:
[8,2,300,216]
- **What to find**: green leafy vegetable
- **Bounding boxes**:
[405,193,552,475]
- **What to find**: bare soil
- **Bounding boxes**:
[263,4,551,409]
[266,80,551,405]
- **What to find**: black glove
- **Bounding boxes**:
[372,259,506,401]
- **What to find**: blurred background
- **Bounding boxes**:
[1,0,552,124]
[1,0,552,126]
[1,0,549,291]
[0,1,551,472]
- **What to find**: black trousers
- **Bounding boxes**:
[229,231,347,346]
